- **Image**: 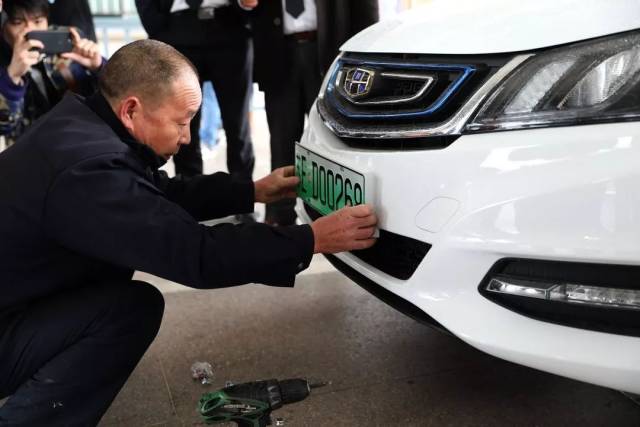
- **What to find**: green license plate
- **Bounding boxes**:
[295,144,366,216]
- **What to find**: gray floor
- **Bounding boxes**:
[99,267,640,427]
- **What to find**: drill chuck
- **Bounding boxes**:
[278,379,310,404]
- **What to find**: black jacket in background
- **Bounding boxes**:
[49,0,97,42]
[135,0,251,47]
[0,93,313,312]
[251,0,379,90]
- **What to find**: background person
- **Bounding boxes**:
[200,80,222,148]
[0,0,103,145]
[136,0,257,188]
[0,39,377,426]
[251,0,379,225]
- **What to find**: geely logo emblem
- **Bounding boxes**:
[344,68,375,99]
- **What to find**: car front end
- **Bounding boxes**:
[295,0,640,393]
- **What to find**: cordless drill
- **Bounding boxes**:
[198,378,324,427]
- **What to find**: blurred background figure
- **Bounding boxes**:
[135,0,256,193]
[251,0,379,226]
[0,0,103,145]
[199,80,222,149]
[49,0,97,41]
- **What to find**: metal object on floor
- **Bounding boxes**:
[198,378,326,427]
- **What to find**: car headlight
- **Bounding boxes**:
[466,30,640,133]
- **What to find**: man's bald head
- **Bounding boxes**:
[101,40,202,160]
[99,39,198,107]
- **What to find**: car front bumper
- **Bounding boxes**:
[297,103,640,393]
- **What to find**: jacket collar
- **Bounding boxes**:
[85,91,167,168]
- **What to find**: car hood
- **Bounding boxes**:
[342,0,640,55]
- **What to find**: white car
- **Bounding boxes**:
[295,0,640,393]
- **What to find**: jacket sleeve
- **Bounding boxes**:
[43,153,314,289]
[155,170,256,221]
[61,58,105,97]
[0,68,26,137]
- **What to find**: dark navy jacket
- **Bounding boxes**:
[0,93,313,312]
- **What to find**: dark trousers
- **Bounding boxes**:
[264,39,322,224]
[0,280,164,426]
[174,38,255,179]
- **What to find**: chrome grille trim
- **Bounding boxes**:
[341,71,436,106]
[318,54,533,140]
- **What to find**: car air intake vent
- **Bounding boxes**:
[304,203,430,280]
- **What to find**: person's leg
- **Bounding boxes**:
[300,40,322,115]
[263,40,308,225]
[209,37,255,181]
[173,48,206,177]
[0,280,164,426]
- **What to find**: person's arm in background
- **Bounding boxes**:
[0,69,26,137]
[0,30,44,137]
[54,27,105,96]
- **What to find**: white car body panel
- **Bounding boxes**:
[299,0,640,393]
[298,108,640,392]
[344,0,640,54]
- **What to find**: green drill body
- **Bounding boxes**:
[198,378,315,427]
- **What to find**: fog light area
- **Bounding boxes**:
[487,277,640,311]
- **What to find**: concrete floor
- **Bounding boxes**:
[100,267,640,427]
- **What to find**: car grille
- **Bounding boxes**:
[318,51,515,146]
[304,203,431,280]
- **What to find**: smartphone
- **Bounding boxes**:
[26,29,73,55]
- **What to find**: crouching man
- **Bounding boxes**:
[0,39,377,426]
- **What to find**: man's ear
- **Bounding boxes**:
[117,96,142,134]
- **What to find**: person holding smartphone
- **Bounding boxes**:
[0,0,103,146]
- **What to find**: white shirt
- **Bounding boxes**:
[171,0,230,13]
[281,0,317,35]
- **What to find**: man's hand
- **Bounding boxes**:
[311,204,378,253]
[7,29,44,85]
[254,166,299,204]
[240,0,258,9]
[60,28,102,72]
